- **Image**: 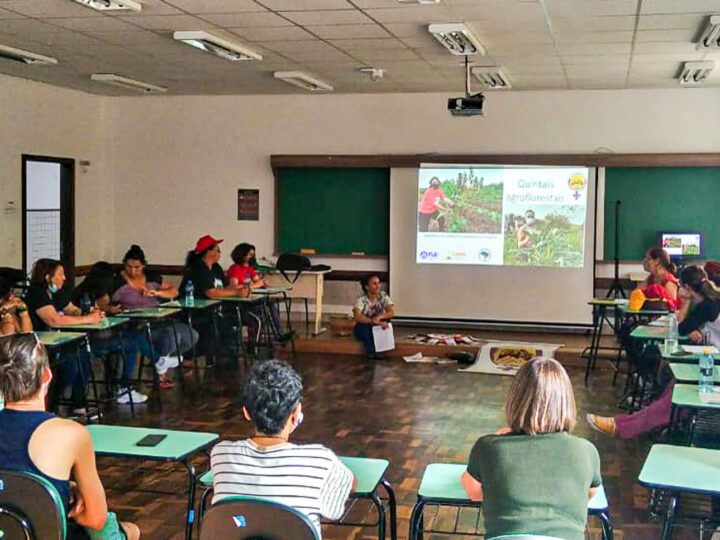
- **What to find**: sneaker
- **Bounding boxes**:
[116,387,149,404]
[586,413,617,436]
[155,355,179,375]
[71,407,100,421]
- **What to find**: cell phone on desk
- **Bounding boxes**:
[136,434,167,447]
[671,351,691,357]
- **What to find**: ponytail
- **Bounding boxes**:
[679,265,720,303]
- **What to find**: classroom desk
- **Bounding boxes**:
[52,316,129,332]
[86,424,218,540]
[265,270,331,335]
[670,383,720,444]
[36,330,87,348]
[638,444,720,540]
[407,463,612,540]
[197,455,397,540]
[584,298,627,383]
[669,363,720,383]
[165,298,222,375]
[630,325,689,341]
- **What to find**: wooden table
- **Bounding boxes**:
[265,270,331,335]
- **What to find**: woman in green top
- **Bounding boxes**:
[462,357,602,540]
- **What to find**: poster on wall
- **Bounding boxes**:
[237,189,259,221]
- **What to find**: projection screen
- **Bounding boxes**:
[389,165,597,326]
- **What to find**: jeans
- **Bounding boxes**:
[149,323,199,358]
[353,323,374,353]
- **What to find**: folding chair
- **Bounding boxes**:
[199,496,319,540]
[0,469,66,540]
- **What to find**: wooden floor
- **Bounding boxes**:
[94,329,706,540]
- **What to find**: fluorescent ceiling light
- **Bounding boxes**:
[71,0,142,12]
[697,15,720,49]
[678,61,714,87]
[428,23,485,56]
[173,30,261,62]
[472,66,511,89]
[274,71,333,91]
[91,73,166,93]
[398,0,440,4]
[0,44,57,65]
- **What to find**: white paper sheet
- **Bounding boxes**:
[372,323,395,352]
[682,345,719,354]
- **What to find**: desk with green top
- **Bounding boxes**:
[670,383,720,444]
[165,298,222,374]
[408,463,612,540]
[51,316,129,332]
[630,325,689,341]
[638,444,720,540]
[669,363,720,383]
[86,424,219,540]
[197,455,397,540]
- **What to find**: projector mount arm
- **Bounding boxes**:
[464,55,482,98]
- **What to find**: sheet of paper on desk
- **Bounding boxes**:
[682,345,719,354]
[699,390,720,404]
[372,323,395,352]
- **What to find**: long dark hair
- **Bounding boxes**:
[231,243,254,266]
[679,265,720,303]
[360,274,380,295]
[74,261,115,302]
[185,248,212,268]
[29,259,63,287]
[647,248,677,275]
[123,244,147,265]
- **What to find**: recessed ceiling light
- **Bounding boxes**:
[428,23,485,56]
[91,73,166,93]
[71,0,142,12]
[472,66,512,89]
[273,71,333,91]
[0,44,57,65]
[173,30,262,62]
[678,61,714,87]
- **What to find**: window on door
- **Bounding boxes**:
[22,155,74,277]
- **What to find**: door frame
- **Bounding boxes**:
[21,154,75,281]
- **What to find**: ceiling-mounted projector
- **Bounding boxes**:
[449,57,485,117]
[448,93,484,116]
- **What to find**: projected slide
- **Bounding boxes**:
[417,166,589,267]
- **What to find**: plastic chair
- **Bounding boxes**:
[488,536,564,540]
[199,496,319,540]
[489,536,563,540]
[0,469,66,540]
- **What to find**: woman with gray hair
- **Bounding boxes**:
[461,357,603,540]
[210,359,355,538]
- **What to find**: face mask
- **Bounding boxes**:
[249,257,257,267]
[290,411,304,433]
[48,283,59,294]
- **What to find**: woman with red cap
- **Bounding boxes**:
[180,235,263,354]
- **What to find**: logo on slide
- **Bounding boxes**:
[568,173,586,201]
[478,249,491,261]
[420,251,428,259]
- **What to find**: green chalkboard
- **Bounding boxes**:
[604,167,720,260]
[276,167,389,255]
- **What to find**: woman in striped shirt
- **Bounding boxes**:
[210,359,356,537]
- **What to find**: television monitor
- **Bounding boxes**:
[659,232,703,258]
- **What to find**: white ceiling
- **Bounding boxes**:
[0,0,718,95]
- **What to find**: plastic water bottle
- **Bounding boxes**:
[80,293,92,316]
[664,313,679,354]
[699,349,714,395]
[185,280,195,306]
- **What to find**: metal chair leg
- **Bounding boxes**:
[598,510,613,540]
[661,494,679,540]
[381,479,397,540]
[408,499,425,540]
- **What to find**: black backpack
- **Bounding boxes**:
[276,253,312,283]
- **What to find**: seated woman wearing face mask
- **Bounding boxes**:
[210,360,356,538]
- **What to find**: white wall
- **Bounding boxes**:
[107,87,720,270]
[0,74,110,268]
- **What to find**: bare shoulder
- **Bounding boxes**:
[37,417,89,446]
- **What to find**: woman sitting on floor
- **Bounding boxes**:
[588,265,720,437]
[461,357,602,540]
[24,259,147,410]
[352,274,394,359]
[0,333,140,540]
[113,244,199,386]
[210,359,355,539]
[0,275,32,335]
